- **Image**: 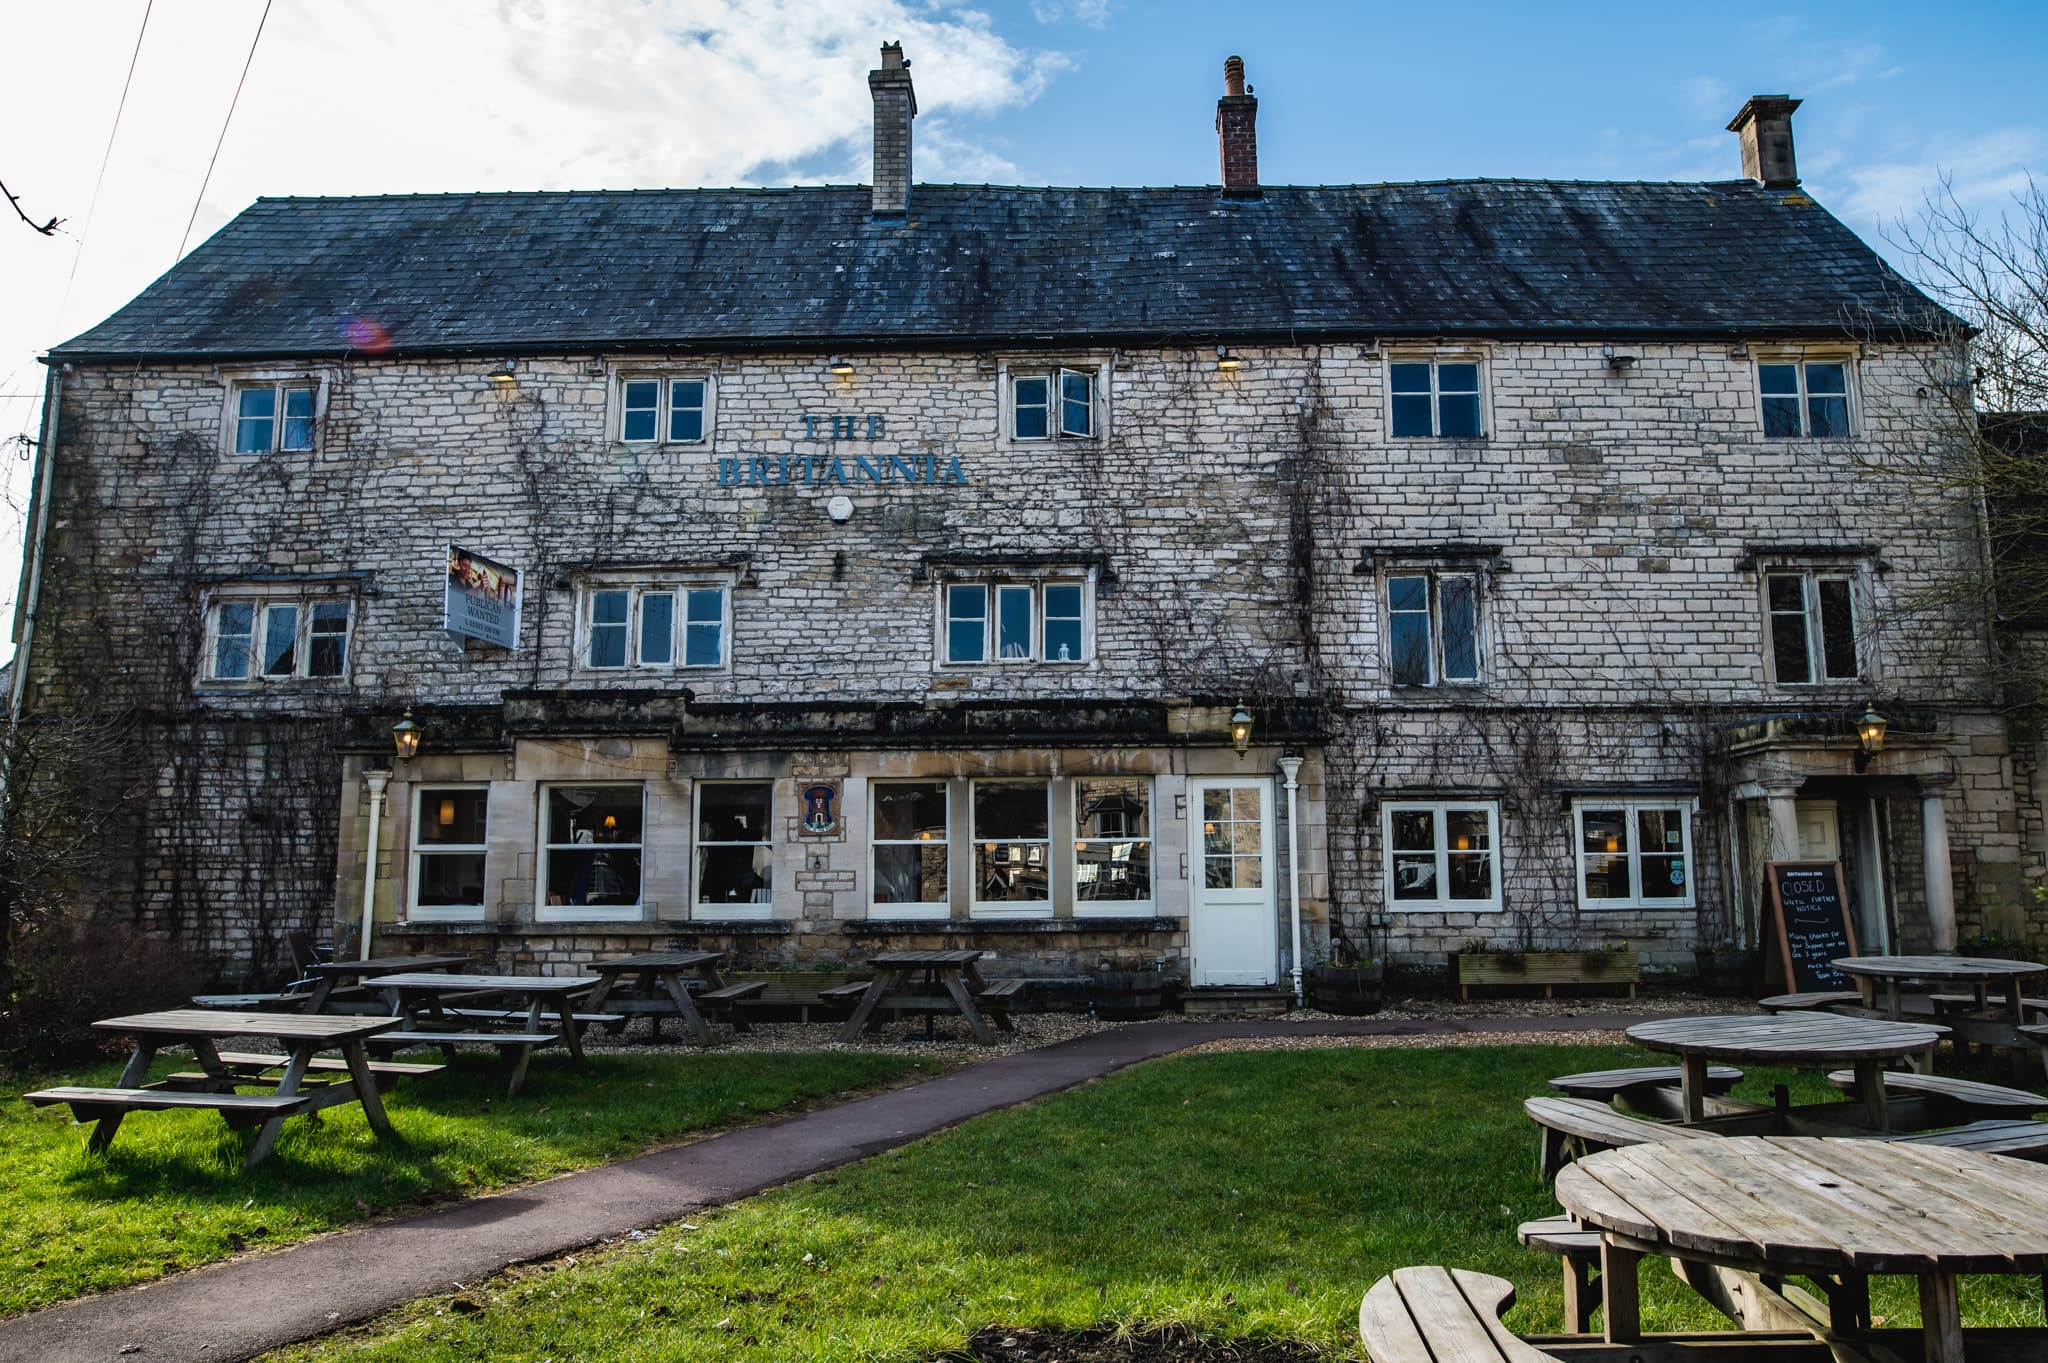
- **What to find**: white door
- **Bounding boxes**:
[1795,801,1841,860]
[1189,778,1277,987]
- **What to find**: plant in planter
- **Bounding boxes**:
[1089,956,1171,1020]
[1452,936,1640,1000]
[1307,907,1385,1014]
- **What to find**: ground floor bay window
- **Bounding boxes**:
[871,781,949,918]
[973,780,1051,915]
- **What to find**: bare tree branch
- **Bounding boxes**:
[0,177,63,236]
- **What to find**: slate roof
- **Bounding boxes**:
[50,181,1951,360]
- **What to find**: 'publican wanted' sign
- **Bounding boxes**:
[444,545,522,649]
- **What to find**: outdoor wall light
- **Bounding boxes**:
[391,709,420,760]
[487,361,517,386]
[826,355,855,376]
[1230,703,1253,755]
[1854,705,1889,772]
[1215,346,1244,371]
[1602,344,1637,371]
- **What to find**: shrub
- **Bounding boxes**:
[3,916,203,1068]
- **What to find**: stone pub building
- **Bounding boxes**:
[16,48,2037,997]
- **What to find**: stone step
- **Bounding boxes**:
[1180,987,1294,1018]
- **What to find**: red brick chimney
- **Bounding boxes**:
[1216,55,1259,198]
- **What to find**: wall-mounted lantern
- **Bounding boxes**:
[392,709,421,760]
[1229,703,1253,756]
[1854,704,1888,772]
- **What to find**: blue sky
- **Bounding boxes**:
[0,0,2043,646]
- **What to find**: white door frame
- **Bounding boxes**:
[1188,776,1278,987]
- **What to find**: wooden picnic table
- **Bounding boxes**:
[1626,1013,1947,1132]
[25,1009,406,1169]
[1555,1135,2048,1363]
[363,972,601,1096]
[584,950,755,1045]
[299,953,471,1012]
[1834,953,2046,1023]
[835,949,1014,1046]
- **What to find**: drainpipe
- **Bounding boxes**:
[9,365,64,724]
[358,769,389,960]
[1277,753,1305,1006]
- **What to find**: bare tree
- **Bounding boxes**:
[1856,176,2048,706]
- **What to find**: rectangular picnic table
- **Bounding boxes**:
[299,953,471,1012]
[362,972,601,1096]
[834,949,1015,1045]
[584,950,755,1045]
[25,1009,407,1170]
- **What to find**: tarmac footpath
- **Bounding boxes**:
[0,1014,1644,1363]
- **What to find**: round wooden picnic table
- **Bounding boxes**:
[1832,954,2045,1023]
[1555,1135,2048,1363]
[1626,1012,1947,1131]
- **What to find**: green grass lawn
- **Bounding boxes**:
[270,1043,2048,1363]
[268,1039,2048,1358]
[0,1048,938,1317]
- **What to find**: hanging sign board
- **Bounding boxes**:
[444,545,522,649]
[1764,860,1858,994]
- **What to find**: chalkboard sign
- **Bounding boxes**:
[1765,860,1858,993]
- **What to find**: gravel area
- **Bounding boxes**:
[578,988,1755,1062]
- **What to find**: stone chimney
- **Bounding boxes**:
[870,42,917,215]
[1216,55,1259,198]
[1727,95,1802,188]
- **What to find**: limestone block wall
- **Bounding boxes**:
[23,336,2030,975]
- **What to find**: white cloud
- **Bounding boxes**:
[1029,0,1115,28]
[1827,126,2048,233]
[0,0,1068,647]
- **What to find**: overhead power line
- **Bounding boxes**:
[178,0,271,260]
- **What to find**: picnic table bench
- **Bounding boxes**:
[1358,1265,1825,1362]
[1823,1068,2048,1122]
[1546,1065,1741,1116]
[364,973,601,1096]
[1523,1096,1721,1180]
[24,1009,408,1169]
[829,950,1020,1045]
[583,951,756,1045]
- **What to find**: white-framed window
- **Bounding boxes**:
[538,784,644,920]
[1385,570,1481,687]
[1574,800,1695,910]
[939,576,1090,665]
[972,779,1051,916]
[410,786,489,921]
[695,781,773,919]
[1074,776,1152,915]
[229,378,318,454]
[1388,358,1484,438]
[579,581,729,671]
[616,373,712,444]
[204,591,353,684]
[1763,568,1862,685]
[1758,359,1851,438]
[871,780,949,919]
[1383,801,1502,911]
[1005,364,1100,442]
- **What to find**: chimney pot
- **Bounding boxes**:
[1216,55,1260,199]
[869,42,918,216]
[1727,94,1802,188]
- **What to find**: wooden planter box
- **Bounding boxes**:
[1452,950,1639,1001]
[725,970,851,1022]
